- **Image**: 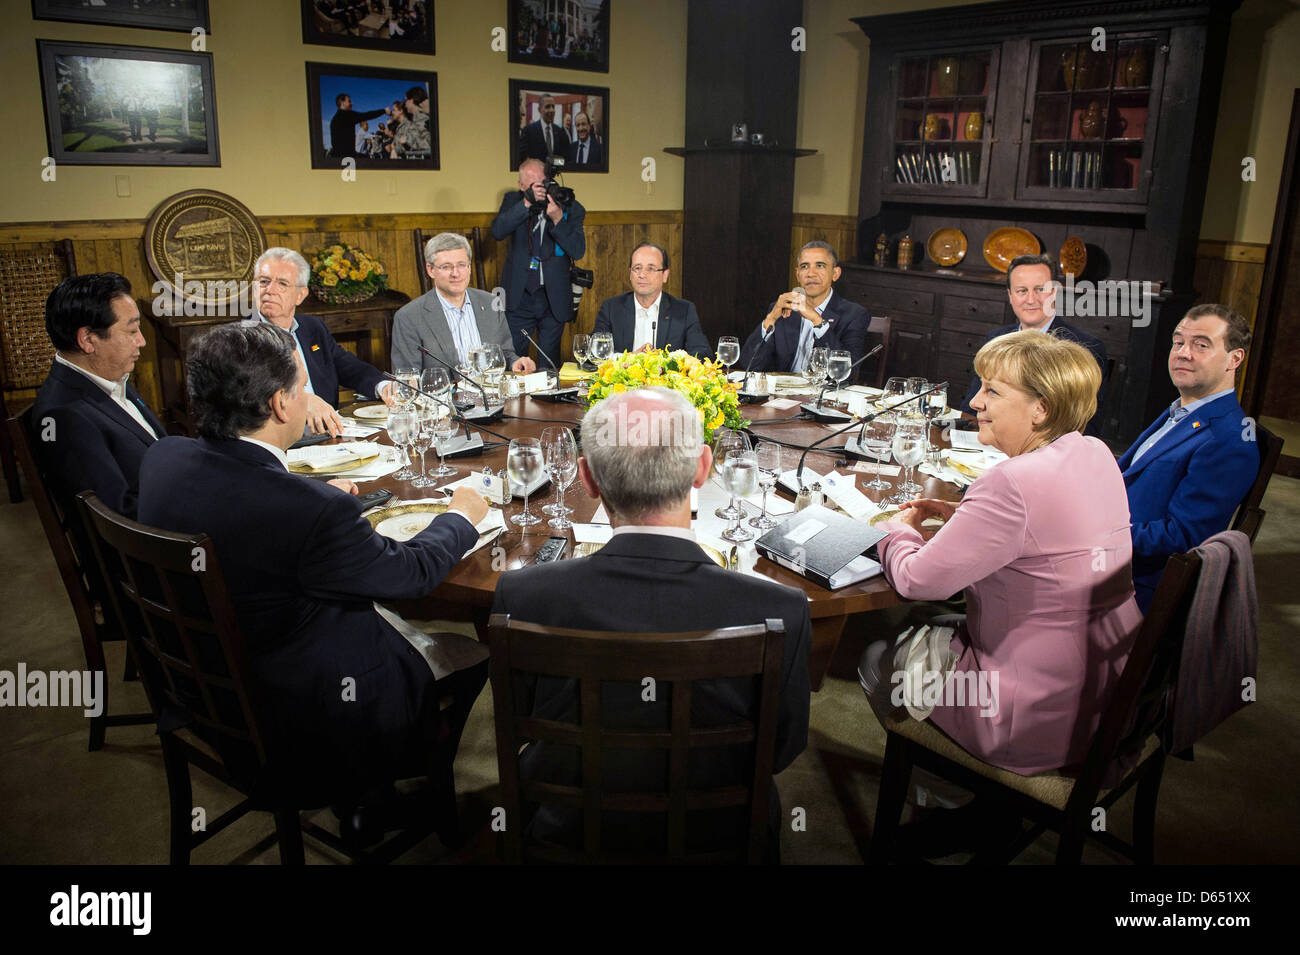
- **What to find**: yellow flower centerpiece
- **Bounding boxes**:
[308,243,388,305]
[585,348,747,442]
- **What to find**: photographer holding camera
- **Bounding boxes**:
[491,157,587,368]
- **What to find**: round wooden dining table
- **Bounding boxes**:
[341,388,965,691]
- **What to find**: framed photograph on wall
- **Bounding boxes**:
[306,62,439,170]
[31,0,210,33]
[37,41,220,167]
[300,0,434,55]
[510,79,609,173]
[507,0,609,73]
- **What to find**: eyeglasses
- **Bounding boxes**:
[630,265,664,275]
[255,278,298,291]
[432,263,471,274]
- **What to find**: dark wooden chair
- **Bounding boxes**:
[1235,505,1265,544]
[1232,424,1283,533]
[0,239,77,503]
[413,227,487,294]
[869,550,1203,865]
[77,491,441,865]
[485,614,786,864]
[6,411,151,751]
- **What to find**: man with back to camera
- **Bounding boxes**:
[1118,304,1259,611]
[491,386,811,860]
[591,241,710,358]
[29,272,166,519]
[138,321,492,838]
[738,241,872,378]
[491,158,587,368]
[959,253,1107,435]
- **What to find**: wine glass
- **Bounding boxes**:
[717,336,740,372]
[386,408,416,481]
[410,410,435,488]
[924,382,947,464]
[748,441,782,530]
[807,346,830,385]
[540,426,578,529]
[485,344,506,400]
[572,333,591,371]
[889,414,927,504]
[828,349,853,395]
[860,415,894,492]
[590,331,614,365]
[720,449,759,543]
[882,376,908,413]
[429,401,458,478]
[393,366,419,407]
[712,428,752,520]
[508,437,544,526]
[420,366,450,411]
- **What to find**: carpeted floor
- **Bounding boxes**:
[1,476,1296,865]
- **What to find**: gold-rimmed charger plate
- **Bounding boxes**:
[575,540,728,568]
[352,404,390,420]
[926,228,968,267]
[365,501,502,545]
[288,449,382,474]
[869,510,901,526]
[982,227,1041,272]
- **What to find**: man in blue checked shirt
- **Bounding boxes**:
[1118,304,1260,611]
[391,232,537,376]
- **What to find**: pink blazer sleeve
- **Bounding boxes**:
[877,465,1029,600]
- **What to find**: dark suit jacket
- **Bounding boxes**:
[959,321,1108,436]
[490,192,587,324]
[391,286,522,371]
[29,359,166,519]
[290,312,387,408]
[738,291,871,377]
[328,107,387,159]
[491,533,811,854]
[518,120,570,164]
[568,136,603,168]
[592,292,711,358]
[1117,392,1258,612]
[138,436,478,799]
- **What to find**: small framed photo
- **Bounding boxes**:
[306,62,439,170]
[507,0,609,73]
[31,0,210,33]
[510,79,609,173]
[37,41,220,167]
[300,0,434,56]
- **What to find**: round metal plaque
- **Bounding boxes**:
[143,189,265,313]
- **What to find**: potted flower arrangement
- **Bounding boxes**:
[585,348,747,443]
[308,243,388,305]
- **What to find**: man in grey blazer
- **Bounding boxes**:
[392,232,538,374]
[592,242,711,358]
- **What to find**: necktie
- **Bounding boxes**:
[793,321,814,374]
[581,142,587,163]
[545,124,552,154]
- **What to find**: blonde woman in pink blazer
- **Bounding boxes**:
[867,331,1143,778]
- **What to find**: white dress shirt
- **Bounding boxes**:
[611,524,697,542]
[762,291,834,373]
[55,353,157,439]
[633,293,663,351]
[436,290,483,365]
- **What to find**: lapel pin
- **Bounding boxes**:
[311,344,320,351]
[1192,421,1201,429]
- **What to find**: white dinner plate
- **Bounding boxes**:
[353,404,389,420]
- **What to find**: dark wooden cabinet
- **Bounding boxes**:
[850,0,1239,445]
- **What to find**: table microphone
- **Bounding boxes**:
[794,381,943,490]
[521,329,559,372]
[417,346,501,421]
[381,372,514,446]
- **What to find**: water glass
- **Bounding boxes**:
[720,449,759,543]
[393,367,419,407]
[807,345,830,384]
[386,408,416,481]
[540,426,577,528]
[712,428,751,520]
[717,336,740,370]
[508,437,544,526]
[590,331,614,364]
[889,414,927,504]
[828,349,853,393]
[860,415,894,492]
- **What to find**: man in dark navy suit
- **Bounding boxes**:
[517,94,570,165]
[959,254,1108,435]
[252,247,395,437]
[739,241,872,378]
[567,111,603,168]
[138,321,492,810]
[30,272,166,519]
[491,158,587,368]
[592,242,710,358]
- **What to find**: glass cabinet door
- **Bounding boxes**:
[884,47,999,199]
[1017,33,1166,204]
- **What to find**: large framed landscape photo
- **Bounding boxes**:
[510,78,609,172]
[306,62,439,170]
[31,0,210,33]
[36,41,219,167]
[301,0,435,55]
[508,0,609,73]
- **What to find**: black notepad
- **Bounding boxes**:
[755,505,887,590]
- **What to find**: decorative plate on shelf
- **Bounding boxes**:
[981,227,1041,272]
[1059,236,1088,279]
[926,228,968,267]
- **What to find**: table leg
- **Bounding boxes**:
[809,614,847,693]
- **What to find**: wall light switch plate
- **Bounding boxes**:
[115,175,131,197]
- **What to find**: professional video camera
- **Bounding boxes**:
[526,155,576,213]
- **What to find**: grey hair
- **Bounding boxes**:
[581,386,704,522]
[423,232,472,265]
[255,247,310,288]
[187,321,300,440]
